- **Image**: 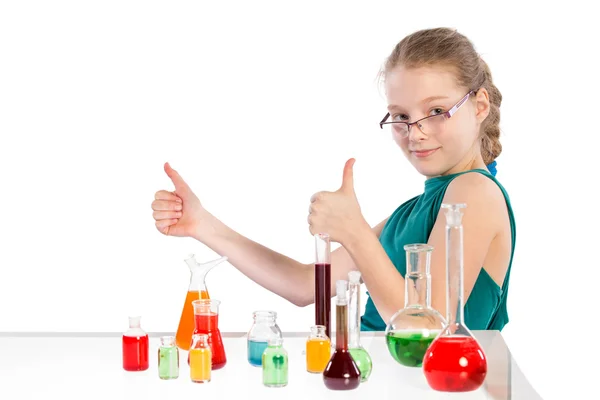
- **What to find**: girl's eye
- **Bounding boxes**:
[392,114,409,121]
[430,108,444,116]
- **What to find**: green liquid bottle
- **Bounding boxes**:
[262,337,288,387]
[158,336,179,379]
[348,271,372,382]
[384,244,446,367]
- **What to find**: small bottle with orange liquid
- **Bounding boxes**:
[189,333,212,383]
[175,254,228,350]
[306,325,331,373]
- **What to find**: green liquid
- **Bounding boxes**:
[262,345,288,387]
[386,331,438,367]
[158,346,179,379]
[348,347,372,382]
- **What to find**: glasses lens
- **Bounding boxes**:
[418,114,446,135]
[390,123,409,138]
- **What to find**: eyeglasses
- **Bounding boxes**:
[379,90,475,138]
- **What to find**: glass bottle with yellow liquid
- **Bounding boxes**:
[189,333,212,383]
[306,325,331,373]
[175,254,228,350]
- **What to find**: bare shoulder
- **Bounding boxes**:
[443,171,507,226]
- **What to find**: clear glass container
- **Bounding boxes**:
[247,310,283,367]
[306,325,331,373]
[385,244,446,367]
[189,333,211,383]
[262,337,288,387]
[423,203,488,392]
[176,255,228,350]
[158,335,179,379]
[322,280,361,390]
[347,271,372,381]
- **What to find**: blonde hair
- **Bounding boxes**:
[380,28,502,164]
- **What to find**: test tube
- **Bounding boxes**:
[314,233,331,339]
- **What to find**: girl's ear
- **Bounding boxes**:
[474,88,491,124]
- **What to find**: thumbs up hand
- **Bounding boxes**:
[151,162,207,237]
[308,158,369,245]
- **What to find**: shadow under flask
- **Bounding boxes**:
[385,244,446,367]
[247,310,283,367]
[175,255,228,350]
[347,271,372,381]
[422,203,488,392]
[322,280,361,390]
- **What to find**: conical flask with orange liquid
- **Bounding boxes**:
[175,254,228,350]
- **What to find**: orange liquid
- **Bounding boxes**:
[175,290,209,350]
[306,338,331,373]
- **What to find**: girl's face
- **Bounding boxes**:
[384,65,489,177]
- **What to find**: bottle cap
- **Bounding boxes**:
[348,271,361,284]
[336,280,348,302]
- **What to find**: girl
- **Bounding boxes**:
[151,27,515,331]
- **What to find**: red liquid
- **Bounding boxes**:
[122,335,149,371]
[323,350,361,390]
[187,313,227,369]
[423,336,487,392]
[315,263,331,338]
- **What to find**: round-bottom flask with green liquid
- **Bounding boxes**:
[348,347,372,382]
[385,244,445,368]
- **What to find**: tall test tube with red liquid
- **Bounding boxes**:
[422,203,488,392]
[314,233,331,339]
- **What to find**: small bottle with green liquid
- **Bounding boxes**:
[385,244,446,367]
[347,271,372,382]
[262,337,288,387]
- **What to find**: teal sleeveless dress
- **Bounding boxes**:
[360,165,516,332]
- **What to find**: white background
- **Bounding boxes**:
[1,1,598,399]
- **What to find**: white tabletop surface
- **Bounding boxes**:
[0,330,541,400]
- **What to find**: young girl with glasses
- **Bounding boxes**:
[151,27,515,332]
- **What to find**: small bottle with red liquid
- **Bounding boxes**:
[187,299,227,370]
[322,280,361,390]
[314,233,331,339]
[122,316,149,371]
[422,203,488,392]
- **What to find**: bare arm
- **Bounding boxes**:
[344,173,506,323]
[194,212,389,307]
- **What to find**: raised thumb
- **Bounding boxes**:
[164,162,190,193]
[340,158,355,193]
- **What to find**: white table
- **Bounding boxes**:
[0,331,540,400]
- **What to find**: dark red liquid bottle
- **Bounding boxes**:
[422,203,488,392]
[187,299,227,370]
[314,234,331,338]
[122,316,149,371]
[323,280,361,390]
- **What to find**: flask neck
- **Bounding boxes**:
[404,270,431,308]
[348,281,361,348]
[445,224,465,326]
[335,304,348,351]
